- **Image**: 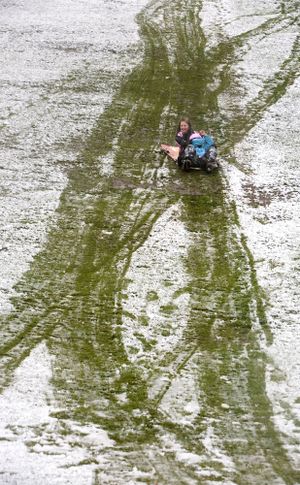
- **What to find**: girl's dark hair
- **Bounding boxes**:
[177,116,193,137]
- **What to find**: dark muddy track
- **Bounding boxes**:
[0,0,299,483]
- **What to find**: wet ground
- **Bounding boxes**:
[0,0,299,484]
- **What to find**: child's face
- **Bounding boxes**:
[180,121,189,133]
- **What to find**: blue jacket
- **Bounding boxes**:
[190,135,215,158]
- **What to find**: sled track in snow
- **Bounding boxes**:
[0,0,299,483]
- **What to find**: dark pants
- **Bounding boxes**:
[179,145,218,171]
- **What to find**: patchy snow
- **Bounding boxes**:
[0,343,114,484]
[0,0,147,313]
[224,77,300,466]
[201,0,297,112]
[201,0,300,468]
[121,203,191,370]
[158,352,200,425]
[200,0,278,48]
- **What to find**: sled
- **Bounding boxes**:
[160,144,180,162]
[160,143,202,171]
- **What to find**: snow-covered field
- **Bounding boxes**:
[0,0,147,482]
[0,0,146,313]
[0,0,299,483]
[224,79,300,466]
[201,0,300,468]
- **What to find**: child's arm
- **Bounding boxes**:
[175,134,188,147]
